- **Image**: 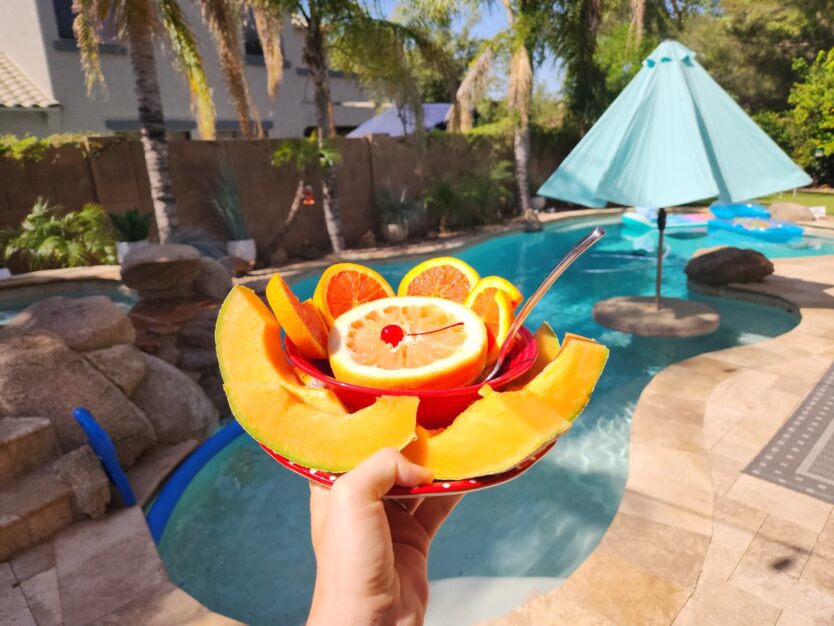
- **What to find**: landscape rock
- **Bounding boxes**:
[131,354,218,444]
[121,244,201,299]
[84,344,148,396]
[769,202,815,223]
[193,257,232,300]
[685,246,774,286]
[0,333,155,467]
[178,324,215,349]
[53,445,111,517]
[219,254,254,277]
[177,347,217,371]
[2,295,135,351]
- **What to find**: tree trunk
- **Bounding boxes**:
[125,11,177,242]
[513,124,541,231]
[262,178,305,263]
[303,16,344,254]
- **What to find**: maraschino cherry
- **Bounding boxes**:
[380,324,405,347]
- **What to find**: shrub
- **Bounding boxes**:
[0,133,111,162]
[206,167,248,240]
[788,48,834,185]
[168,227,226,259]
[109,208,152,242]
[374,189,425,235]
[0,199,116,270]
[423,160,515,231]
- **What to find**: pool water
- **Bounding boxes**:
[158,218,827,625]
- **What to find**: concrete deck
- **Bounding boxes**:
[486,255,834,625]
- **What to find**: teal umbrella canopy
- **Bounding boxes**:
[538,40,811,208]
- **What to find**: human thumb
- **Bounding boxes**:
[335,448,433,502]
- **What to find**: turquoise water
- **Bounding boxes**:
[0,288,137,325]
[158,218,827,625]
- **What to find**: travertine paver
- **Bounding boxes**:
[488,255,834,625]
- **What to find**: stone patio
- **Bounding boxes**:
[487,255,834,625]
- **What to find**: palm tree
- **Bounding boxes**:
[71,0,284,242]
[449,1,548,230]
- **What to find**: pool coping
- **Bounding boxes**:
[486,256,834,625]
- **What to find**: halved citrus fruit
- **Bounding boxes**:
[329,296,488,391]
[313,263,395,327]
[471,275,524,311]
[265,274,328,359]
[397,257,480,303]
[465,285,514,362]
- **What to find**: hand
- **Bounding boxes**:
[307,448,463,626]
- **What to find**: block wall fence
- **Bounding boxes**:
[0,134,568,258]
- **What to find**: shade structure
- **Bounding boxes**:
[537,40,811,208]
[347,103,451,138]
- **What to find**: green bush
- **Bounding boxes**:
[109,208,152,242]
[0,199,116,270]
[752,110,796,154]
[423,160,515,231]
[788,48,834,185]
[374,190,425,235]
[0,133,110,162]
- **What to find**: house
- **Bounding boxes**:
[0,1,375,139]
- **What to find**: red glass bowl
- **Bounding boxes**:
[285,326,538,429]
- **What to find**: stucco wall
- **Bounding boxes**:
[0,0,374,138]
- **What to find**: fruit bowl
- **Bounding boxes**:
[285,326,539,429]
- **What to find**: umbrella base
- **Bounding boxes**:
[593,296,719,337]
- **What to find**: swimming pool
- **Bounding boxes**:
[157,217,829,625]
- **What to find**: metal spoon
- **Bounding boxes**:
[482,226,606,382]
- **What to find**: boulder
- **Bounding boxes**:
[769,202,815,223]
[131,354,218,445]
[0,333,155,467]
[53,445,111,518]
[177,347,217,371]
[121,244,201,299]
[193,257,232,300]
[685,246,774,286]
[84,344,148,396]
[2,295,135,351]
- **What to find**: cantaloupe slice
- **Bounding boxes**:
[403,333,608,479]
[512,322,561,386]
[522,336,609,421]
[226,382,418,472]
[403,388,571,479]
[216,286,346,413]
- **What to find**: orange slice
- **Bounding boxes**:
[397,257,480,303]
[470,275,523,310]
[313,263,395,327]
[328,296,488,391]
[464,285,514,362]
[265,274,328,359]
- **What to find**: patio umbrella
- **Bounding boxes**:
[537,40,811,208]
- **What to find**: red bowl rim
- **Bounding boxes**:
[285,326,539,398]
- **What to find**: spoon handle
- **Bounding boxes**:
[482,226,606,382]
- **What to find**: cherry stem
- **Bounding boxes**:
[406,322,464,336]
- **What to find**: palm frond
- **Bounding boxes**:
[248,0,284,98]
[159,0,217,139]
[199,0,262,138]
[206,166,248,239]
[72,0,105,94]
[508,44,532,127]
[450,45,494,131]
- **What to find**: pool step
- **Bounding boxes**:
[0,417,60,487]
[0,465,74,561]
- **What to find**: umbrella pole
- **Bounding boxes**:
[655,208,667,310]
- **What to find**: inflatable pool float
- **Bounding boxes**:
[622,208,709,232]
[708,217,803,242]
[709,202,771,220]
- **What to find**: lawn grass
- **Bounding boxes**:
[753,190,834,215]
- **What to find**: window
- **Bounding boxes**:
[243,10,262,56]
[52,0,74,39]
[52,0,119,44]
